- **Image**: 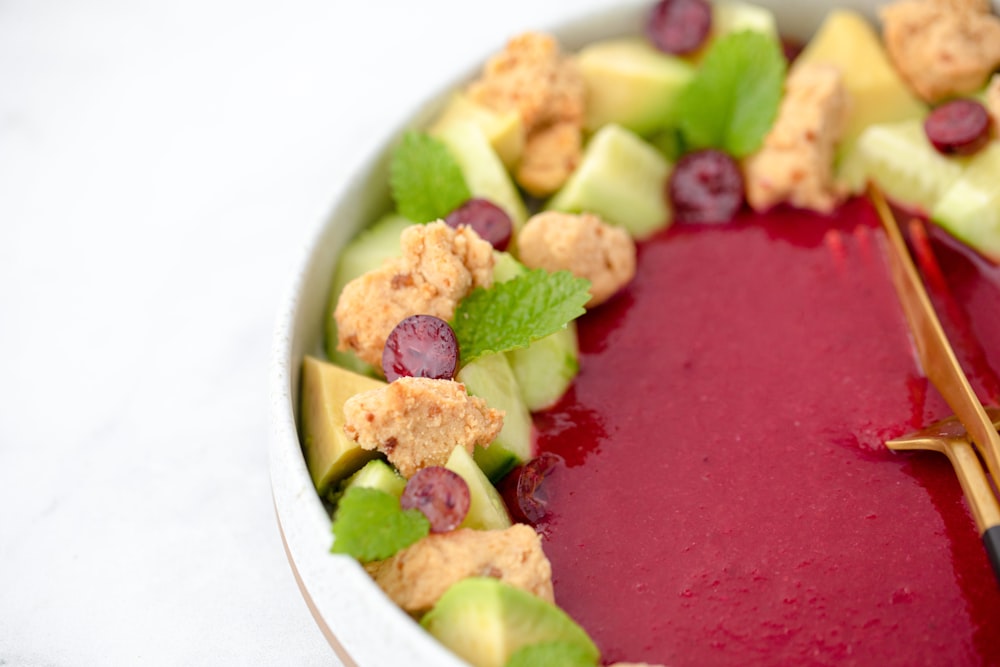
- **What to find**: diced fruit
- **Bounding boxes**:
[547,123,673,239]
[457,352,534,481]
[382,314,459,382]
[838,118,968,216]
[300,356,385,494]
[710,0,778,42]
[429,92,525,170]
[923,99,992,156]
[931,141,1000,263]
[400,466,471,533]
[444,197,513,251]
[507,324,579,413]
[575,37,695,136]
[421,577,600,667]
[795,9,926,152]
[646,0,712,56]
[668,148,745,223]
[341,459,406,498]
[323,213,413,373]
[497,452,565,526]
[445,445,513,531]
[431,121,528,231]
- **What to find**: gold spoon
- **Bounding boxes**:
[869,184,1000,581]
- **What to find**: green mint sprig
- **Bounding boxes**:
[452,269,591,366]
[389,131,471,223]
[675,31,786,158]
[331,486,429,562]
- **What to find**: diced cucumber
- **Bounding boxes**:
[457,352,533,481]
[323,213,414,373]
[508,323,579,412]
[445,445,512,531]
[421,578,600,667]
[576,37,695,136]
[432,121,529,231]
[300,356,385,494]
[931,141,1000,263]
[340,458,406,498]
[546,123,672,239]
[837,119,968,215]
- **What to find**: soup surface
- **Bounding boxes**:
[534,196,1000,666]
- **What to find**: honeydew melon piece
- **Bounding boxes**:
[576,37,695,136]
[457,352,533,482]
[795,9,926,152]
[445,445,512,531]
[838,118,967,215]
[323,212,413,374]
[432,120,528,230]
[931,141,1000,263]
[340,458,406,498]
[546,123,672,239]
[300,356,385,494]
[421,577,600,667]
[429,92,525,170]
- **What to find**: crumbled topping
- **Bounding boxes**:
[517,211,637,308]
[334,221,494,369]
[468,32,586,196]
[881,0,1000,103]
[365,524,554,614]
[342,377,503,479]
[743,63,849,214]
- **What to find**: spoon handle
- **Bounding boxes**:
[869,186,1000,486]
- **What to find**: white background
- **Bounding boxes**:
[0,0,609,664]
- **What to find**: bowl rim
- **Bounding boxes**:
[265,0,988,663]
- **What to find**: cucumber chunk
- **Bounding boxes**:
[931,141,1000,263]
[300,356,385,494]
[323,213,413,373]
[421,577,600,667]
[457,352,533,481]
[340,458,406,498]
[546,123,672,239]
[445,445,512,531]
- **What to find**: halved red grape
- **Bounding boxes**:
[646,0,712,55]
[444,197,513,251]
[667,149,745,224]
[497,452,564,525]
[923,98,991,156]
[400,466,471,533]
[382,314,459,382]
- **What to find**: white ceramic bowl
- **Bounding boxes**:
[268,2,996,664]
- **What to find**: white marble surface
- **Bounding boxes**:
[0,0,602,664]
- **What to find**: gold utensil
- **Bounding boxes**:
[869,184,1000,581]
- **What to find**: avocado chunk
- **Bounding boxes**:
[421,577,600,667]
[340,458,406,498]
[546,123,672,239]
[931,141,1000,263]
[457,352,533,481]
[795,9,926,155]
[323,213,413,373]
[445,445,512,531]
[300,355,385,494]
[429,92,525,170]
[576,37,695,136]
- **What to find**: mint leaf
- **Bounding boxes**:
[331,486,429,562]
[505,641,599,667]
[675,31,786,158]
[452,269,591,365]
[389,131,471,223]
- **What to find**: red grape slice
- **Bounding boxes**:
[667,149,745,224]
[923,98,992,157]
[400,466,471,533]
[498,452,565,525]
[646,0,712,55]
[444,197,513,251]
[381,314,459,383]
